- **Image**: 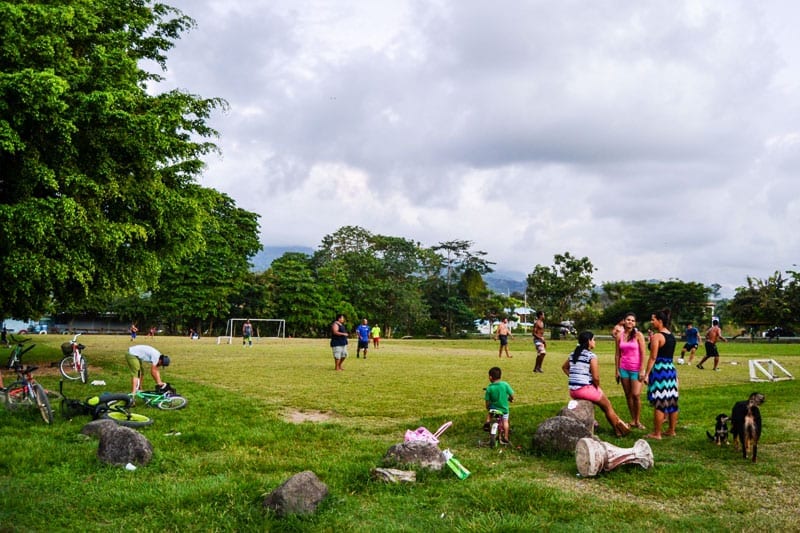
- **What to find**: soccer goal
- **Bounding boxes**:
[217,318,286,344]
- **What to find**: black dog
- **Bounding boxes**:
[706,413,729,445]
[731,392,764,462]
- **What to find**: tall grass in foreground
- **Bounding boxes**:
[1,335,798,531]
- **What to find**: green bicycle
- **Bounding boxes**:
[131,384,187,410]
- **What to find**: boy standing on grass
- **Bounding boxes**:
[484,366,515,444]
[356,318,370,359]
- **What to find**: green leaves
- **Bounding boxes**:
[0,1,236,319]
[526,252,597,323]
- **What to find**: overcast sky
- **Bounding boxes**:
[155,0,800,296]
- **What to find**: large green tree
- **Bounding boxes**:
[267,252,331,338]
[0,1,225,318]
[429,239,494,335]
[312,226,434,336]
[147,189,260,333]
[728,272,795,331]
[600,279,711,329]
[526,252,596,324]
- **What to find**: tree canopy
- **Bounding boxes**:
[727,271,798,332]
[0,1,230,318]
[526,252,596,323]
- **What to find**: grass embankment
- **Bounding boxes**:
[1,335,798,531]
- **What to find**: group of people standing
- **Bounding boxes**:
[329,315,381,371]
[600,311,727,439]
[562,310,677,439]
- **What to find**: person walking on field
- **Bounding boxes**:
[242,319,253,347]
[129,323,138,341]
[370,323,381,349]
[330,314,349,371]
[679,322,700,365]
[495,318,513,358]
[356,318,370,359]
[697,319,726,371]
[532,311,547,372]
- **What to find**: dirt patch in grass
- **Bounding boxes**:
[284,408,335,423]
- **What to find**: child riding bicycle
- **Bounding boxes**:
[483,366,515,444]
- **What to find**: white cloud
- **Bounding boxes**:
[159,0,800,296]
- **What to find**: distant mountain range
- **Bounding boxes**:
[253,246,527,294]
[484,273,527,295]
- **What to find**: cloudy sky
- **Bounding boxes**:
[155,0,800,296]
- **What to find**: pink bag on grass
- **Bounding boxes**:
[403,421,452,445]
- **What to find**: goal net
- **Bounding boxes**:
[217,318,286,344]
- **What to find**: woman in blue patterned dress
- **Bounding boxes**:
[643,308,678,439]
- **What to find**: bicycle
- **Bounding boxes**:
[59,381,152,428]
[4,363,54,424]
[6,338,35,370]
[130,385,187,410]
[59,333,88,383]
[485,408,507,448]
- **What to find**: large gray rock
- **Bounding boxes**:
[383,441,445,470]
[81,419,153,466]
[263,471,329,517]
[558,400,596,434]
[533,415,594,453]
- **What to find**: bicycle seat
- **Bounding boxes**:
[488,408,504,416]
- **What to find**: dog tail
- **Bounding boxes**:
[706,430,715,441]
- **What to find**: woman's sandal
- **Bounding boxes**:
[614,419,631,437]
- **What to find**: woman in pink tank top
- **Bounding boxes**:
[614,313,647,429]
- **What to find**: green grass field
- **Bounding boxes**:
[1,335,798,531]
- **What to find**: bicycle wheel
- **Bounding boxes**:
[59,356,80,380]
[4,381,26,411]
[155,395,187,410]
[33,383,53,424]
[79,356,88,384]
[489,422,499,448]
[100,410,153,428]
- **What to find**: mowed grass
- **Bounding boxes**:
[1,334,799,531]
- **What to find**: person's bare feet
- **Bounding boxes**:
[644,433,662,440]
[663,431,676,437]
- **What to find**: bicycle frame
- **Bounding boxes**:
[7,339,35,370]
[131,387,187,410]
[6,364,53,424]
[59,333,88,383]
[59,380,152,427]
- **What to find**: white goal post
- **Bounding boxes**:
[217,318,286,344]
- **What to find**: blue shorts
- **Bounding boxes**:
[619,368,640,380]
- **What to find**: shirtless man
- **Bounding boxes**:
[532,311,547,373]
[495,318,513,358]
[697,319,726,371]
